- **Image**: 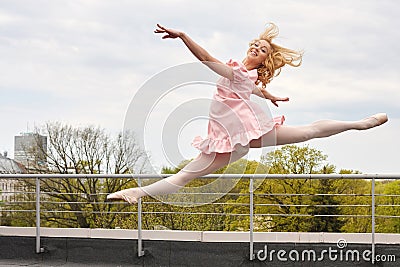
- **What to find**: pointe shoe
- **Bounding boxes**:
[106,188,138,204]
[370,113,388,127]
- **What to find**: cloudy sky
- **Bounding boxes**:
[0,0,399,173]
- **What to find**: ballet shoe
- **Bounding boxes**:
[369,113,388,127]
[106,188,138,205]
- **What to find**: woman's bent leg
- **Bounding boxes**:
[107,145,249,203]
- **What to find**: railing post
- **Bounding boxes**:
[137,176,144,257]
[249,177,254,260]
[35,177,43,254]
[371,176,376,264]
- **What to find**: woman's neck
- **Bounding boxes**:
[242,57,257,70]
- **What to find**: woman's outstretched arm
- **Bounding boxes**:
[252,86,289,107]
[154,24,233,80]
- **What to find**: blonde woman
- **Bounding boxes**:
[107,23,387,204]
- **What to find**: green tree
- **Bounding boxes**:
[375,180,400,233]
[255,145,347,232]
[307,165,345,232]
[13,122,148,228]
[337,169,372,233]
[221,159,270,231]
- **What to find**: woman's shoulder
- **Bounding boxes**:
[227,59,258,83]
[226,59,244,68]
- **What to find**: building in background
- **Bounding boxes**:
[0,152,26,202]
[14,133,47,169]
[0,152,25,174]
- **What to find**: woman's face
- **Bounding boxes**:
[246,39,271,67]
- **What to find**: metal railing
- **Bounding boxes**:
[1,173,400,263]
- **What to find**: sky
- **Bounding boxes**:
[0,0,399,174]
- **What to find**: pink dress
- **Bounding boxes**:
[192,59,285,154]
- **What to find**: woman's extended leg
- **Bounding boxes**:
[107,145,249,204]
[250,113,388,147]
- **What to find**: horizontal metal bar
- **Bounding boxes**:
[4,208,399,218]
[0,210,36,213]
[255,193,374,197]
[1,201,37,204]
[38,210,137,214]
[142,201,250,206]
[0,191,36,195]
[2,201,392,208]
[254,203,371,207]
[255,213,374,218]
[375,215,400,218]
[39,191,247,196]
[165,192,246,196]
[142,211,250,216]
[50,211,245,217]
[2,201,247,206]
[1,173,400,179]
[0,192,391,198]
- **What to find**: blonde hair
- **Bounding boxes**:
[251,23,303,88]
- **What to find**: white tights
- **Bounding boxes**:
[127,117,379,199]
[133,145,249,199]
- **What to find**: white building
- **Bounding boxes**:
[0,152,26,202]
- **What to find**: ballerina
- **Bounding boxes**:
[107,23,388,204]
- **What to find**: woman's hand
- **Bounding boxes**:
[154,24,182,39]
[253,87,289,107]
[154,23,232,80]
[270,96,289,107]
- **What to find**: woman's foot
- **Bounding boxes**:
[106,188,140,204]
[359,113,388,130]
[372,113,389,126]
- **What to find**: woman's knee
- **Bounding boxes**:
[276,125,316,145]
[302,125,319,141]
[232,145,249,160]
[249,131,277,148]
[181,153,216,173]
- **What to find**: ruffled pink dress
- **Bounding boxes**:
[192,59,285,154]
